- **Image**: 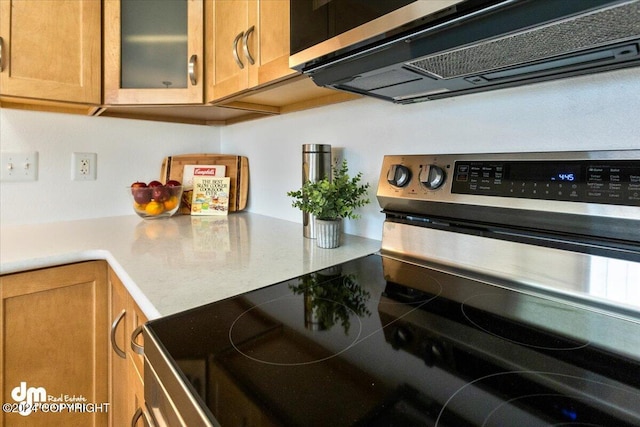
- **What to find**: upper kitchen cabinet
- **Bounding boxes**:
[0,0,101,111]
[103,0,204,104]
[207,0,297,102]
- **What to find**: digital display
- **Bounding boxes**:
[508,162,583,183]
[451,159,640,207]
[555,173,576,181]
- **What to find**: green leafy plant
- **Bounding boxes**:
[287,159,370,220]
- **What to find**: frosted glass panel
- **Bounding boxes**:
[121,0,188,89]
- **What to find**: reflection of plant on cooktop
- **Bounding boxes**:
[290,269,371,334]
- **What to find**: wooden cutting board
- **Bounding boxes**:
[160,154,249,214]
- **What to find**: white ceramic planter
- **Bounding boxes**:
[315,219,342,248]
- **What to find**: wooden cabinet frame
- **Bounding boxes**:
[0,0,101,105]
[0,0,357,124]
[0,262,150,427]
[108,266,148,427]
[207,0,296,103]
[0,261,109,427]
[103,0,204,104]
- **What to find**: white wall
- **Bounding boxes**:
[220,68,640,240]
[0,110,221,225]
[2,68,639,233]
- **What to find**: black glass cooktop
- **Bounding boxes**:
[147,255,640,426]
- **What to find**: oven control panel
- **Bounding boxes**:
[377,151,640,220]
[451,159,640,205]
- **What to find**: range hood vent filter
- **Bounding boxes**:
[296,0,640,103]
[408,1,640,79]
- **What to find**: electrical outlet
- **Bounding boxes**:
[72,152,97,181]
[79,158,91,176]
[0,152,38,182]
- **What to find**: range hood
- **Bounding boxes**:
[290,0,640,104]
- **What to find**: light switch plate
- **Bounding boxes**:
[0,152,39,182]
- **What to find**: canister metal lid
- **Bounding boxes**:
[303,144,331,153]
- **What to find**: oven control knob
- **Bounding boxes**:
[419,164,445,190]
[387,165,412,187]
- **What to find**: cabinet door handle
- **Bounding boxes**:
[0,37,4,72]
[242,26,255,65]
[131,406,156,427]
[131,325,144,355]
[131,407,143,427]
[110,309,127,359]
[188,54,197,85]
[233,31,245,69]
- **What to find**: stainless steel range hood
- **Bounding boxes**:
[290,0,640,104]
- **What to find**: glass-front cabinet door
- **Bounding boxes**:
[104,0,203,104]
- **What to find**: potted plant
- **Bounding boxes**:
[287,159,370,248]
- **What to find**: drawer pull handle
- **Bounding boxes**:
[110,309,127,359]
[131,325,144,355]
[0,37,4,72]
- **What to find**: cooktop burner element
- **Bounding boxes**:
[460,293,591,351]
[438,370,640,427]
[228,295,365,366]
[147,255,640,426]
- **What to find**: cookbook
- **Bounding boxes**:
[190,169,230,216]
[182,164,226,214]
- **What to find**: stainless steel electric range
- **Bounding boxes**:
[144,150,640,426]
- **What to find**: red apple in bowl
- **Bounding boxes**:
[131,181,151,204]
[129,180,183,219]
[152,185,169,202]
[165,180,182,197]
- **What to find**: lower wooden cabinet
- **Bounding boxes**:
[108,266,149,427]
[0,262,150,427]
[109,267,130,427]
[129,356,148,427]
[0,261,109,427]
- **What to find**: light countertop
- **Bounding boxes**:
[0,213,381,320]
